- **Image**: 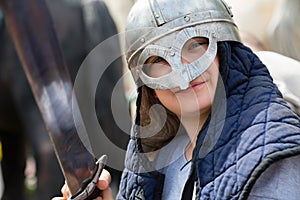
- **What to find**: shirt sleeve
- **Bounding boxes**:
[248,154,300,200]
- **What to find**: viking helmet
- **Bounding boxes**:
[125,0,240,90]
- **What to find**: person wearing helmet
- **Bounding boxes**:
[54,0,300,199]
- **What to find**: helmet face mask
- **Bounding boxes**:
[126,0,240,89]
[133,26,218,90]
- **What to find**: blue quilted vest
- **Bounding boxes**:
[117,42,300,200]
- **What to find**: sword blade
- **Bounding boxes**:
[0,0,105,197]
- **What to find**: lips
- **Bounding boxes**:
[191,81,205,88]
[175,80,206,94]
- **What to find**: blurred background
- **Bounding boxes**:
[0,0,299,199]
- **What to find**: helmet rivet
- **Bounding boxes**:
[184,16,190,22]
[140,38,145,43]
[170,51,175,56]
[155,14,160,18]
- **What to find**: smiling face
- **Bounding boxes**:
[145,37,220,119]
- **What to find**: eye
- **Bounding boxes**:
[147,56,166,64]
[182,37,209,64]
[143,56,171,78]
[188,39,208,50]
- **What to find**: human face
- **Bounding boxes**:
[146,37,220,119]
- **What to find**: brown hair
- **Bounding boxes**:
[138,85,180,152]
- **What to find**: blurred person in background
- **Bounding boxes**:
[0,0,129,199]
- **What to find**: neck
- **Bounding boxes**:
[180,111,210,160]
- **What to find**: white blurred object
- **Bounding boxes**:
[256,51,300,115]
[267,0,300,61]
[225,0,284,48]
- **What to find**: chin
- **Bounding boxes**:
[180,100,212,117]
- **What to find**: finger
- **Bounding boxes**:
[61,182,71,199]
[92,188,114,200]
[101,187,114,200]
[96,169,111,190]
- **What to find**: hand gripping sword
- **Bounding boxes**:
[0,0,107,199]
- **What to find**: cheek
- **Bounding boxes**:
[206,57,220,87]
[155,90,180,114]
[147,63,172,78]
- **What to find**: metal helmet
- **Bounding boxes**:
[125,0,240,90]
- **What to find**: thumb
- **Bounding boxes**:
[96,169,111,190]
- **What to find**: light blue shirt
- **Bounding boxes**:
[154,133,192,200]
[154,132,300,199]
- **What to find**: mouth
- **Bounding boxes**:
[175,81,206,94]
[191,81,206,88]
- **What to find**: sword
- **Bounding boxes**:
[0,0,107,199]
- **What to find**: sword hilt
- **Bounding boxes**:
[69,155,107,200]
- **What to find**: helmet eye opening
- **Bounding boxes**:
[143,57,172,78]
[181,37,209,64]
